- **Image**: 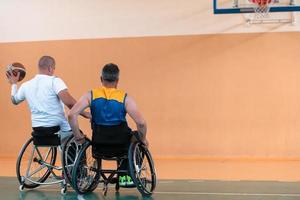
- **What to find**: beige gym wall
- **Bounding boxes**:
[2,1,300,180]
[1,0,300,43]
[1,32,300,159]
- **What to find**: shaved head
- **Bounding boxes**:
[38,56,55,69]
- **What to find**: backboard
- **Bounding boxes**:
[214,0,300,14]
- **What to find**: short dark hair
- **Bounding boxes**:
[101,63,119,82]
[38,55,55,69]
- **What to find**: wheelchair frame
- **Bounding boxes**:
[71,135,156,196]
[16,133,81,195]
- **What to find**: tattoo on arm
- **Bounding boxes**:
[137,123,147,138]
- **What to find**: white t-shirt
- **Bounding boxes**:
[13,74,71,131]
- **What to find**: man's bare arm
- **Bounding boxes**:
[125,95,147,139]
[58,89,77,109]
[6,71,24,105]
[11,84,22,105]
[58,89,91,119]
[68,92,91,144]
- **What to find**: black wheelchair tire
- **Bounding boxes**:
[62,135,76,185]
[128,142,156,196]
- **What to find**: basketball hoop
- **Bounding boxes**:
[249,0,274,19]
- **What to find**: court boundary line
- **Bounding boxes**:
[155,191,300,197]
[35,188,300,197]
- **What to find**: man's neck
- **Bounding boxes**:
[103,83,117,88]
[38,70,52,76]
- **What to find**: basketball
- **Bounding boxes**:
[250,0,272,6]
[6,62,26,82]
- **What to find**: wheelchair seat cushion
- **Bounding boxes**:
[92,122,132,158]
[32,126,61,146]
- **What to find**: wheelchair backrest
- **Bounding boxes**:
[91,122,131,158]
[32,126,61,146]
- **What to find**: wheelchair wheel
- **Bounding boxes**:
[128,142,156,196]
[16,137,57,188]
[62,135,83,185]
[72,141,100,194]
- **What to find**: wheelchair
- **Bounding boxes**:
[71,123,156,196]
[16,126,82,194]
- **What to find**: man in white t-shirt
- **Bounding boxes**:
[6,55,90,143]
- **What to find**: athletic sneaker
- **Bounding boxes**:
[119,175,135,187]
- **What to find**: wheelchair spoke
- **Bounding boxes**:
[27,164,47,177]
[44,148,52,161]
[42,148,52,161]
[25,147,36,177]
[64,139,80,169]
[66,150,76,163]
[146,179,152,184]
[36,147,52,163]
[35,147,44,161]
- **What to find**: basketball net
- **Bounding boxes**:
[247,0,274,23]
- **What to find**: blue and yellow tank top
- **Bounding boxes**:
[90,87,127,126]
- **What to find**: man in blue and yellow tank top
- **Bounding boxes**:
[68,63,148,187]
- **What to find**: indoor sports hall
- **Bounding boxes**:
[2,0,300,199]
